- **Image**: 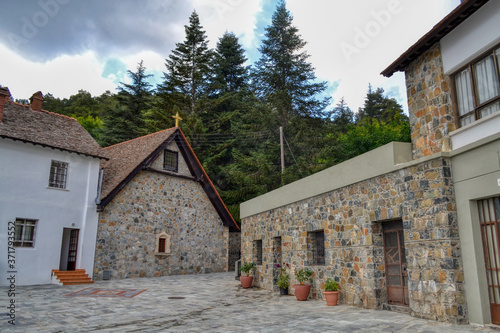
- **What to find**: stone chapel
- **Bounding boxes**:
[94,127,240,280]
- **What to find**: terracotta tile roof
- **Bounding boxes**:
[100,127,176,200]
[0,100,108,159]
[381,0,489,77]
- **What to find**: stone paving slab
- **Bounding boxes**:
[1,272,499,332]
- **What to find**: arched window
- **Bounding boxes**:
[155,232,171,255]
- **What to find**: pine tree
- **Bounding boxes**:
[252,0,330,126]
[332,97,354,133]
[356,85,405,123]
[100,61,152,146]
[160,10,213,116]
[210,32,248,96]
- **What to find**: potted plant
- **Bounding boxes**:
[240,261,256,288]
[276,263,290,295]
[293,267,313,301]
[322,278,340,306]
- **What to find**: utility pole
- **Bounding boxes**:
[279,126,285,173]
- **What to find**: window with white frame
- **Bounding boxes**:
[454,46,500,127]
[13,218,37,247]
[48,160,68,189]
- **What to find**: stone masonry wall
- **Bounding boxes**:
[95,150,229,279]
[242,158,466,324]
[406,43,455,159]
[228,232,241,271]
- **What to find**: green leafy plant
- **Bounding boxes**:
[240,261,256,277]
[295,268,313,285]
[323,278,340,291]
[276,263,290,289]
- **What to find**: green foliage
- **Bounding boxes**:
[28,9,412,227]
[74,115,103,141]
[277,265,290,289]
[252,0,330,125]
[295,268,313,285]
[335,113,410,162]
[323,278,339,291]
[332,97,354,134]
[160,10,213,116]
[100,61,152,146]
[210,31,248,96]
[240,261,256,276]
[356,85,405,123]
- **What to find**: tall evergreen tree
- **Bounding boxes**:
[252,0,330,126]
[356,84,405,123]
[210,31,248,97]
[100,60,152,146]
[332,97,354,133]
[160,10,213,116]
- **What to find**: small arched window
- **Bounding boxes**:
[155,232,171,255]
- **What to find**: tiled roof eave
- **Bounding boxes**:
[0,135,109,160]
[381,0,489,77]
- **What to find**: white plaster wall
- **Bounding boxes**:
[441,1,500,74]
[0,139,101,286]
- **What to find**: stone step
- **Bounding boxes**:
[382,303,410,314]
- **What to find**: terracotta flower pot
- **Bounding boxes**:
[323,291,339,306]
[240,276,253,288]
[293,284,311,301]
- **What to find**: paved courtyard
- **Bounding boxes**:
[1,272,499,332]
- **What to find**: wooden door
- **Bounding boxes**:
[67,229,79,271]
[478,197,500,324]
[383,221,409,306]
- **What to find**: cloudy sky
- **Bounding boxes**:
[0,0,460,113]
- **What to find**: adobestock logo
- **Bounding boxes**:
[201,0,244,20]
[7,0,70,51]
[340,0,403,64]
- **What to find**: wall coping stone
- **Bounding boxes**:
[241,132,500,219]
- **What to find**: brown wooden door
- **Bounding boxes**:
[67,229,79,271]
[383,221,409,306]
[478,197,500,324]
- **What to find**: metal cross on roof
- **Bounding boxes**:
[172,112,183,127]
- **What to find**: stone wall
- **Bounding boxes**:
[95,153,229,279]
[228,232,241,271]
[241,158,466,324]
[405,43,455,159]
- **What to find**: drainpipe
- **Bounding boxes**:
[95,168,104,205]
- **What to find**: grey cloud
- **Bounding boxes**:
[0,0,194,62]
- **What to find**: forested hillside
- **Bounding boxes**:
[31,2,410,224]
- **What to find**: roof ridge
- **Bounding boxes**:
[104,127,177,150]
[7,100,28,107]
[36,108,79,121]
[6,100,79,122]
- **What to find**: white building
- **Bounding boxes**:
[0,89,107,286]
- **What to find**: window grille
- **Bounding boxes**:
[308,230,325,265]
[164,149,178,172]
[254,240,263,265]
[49,160,68,189]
